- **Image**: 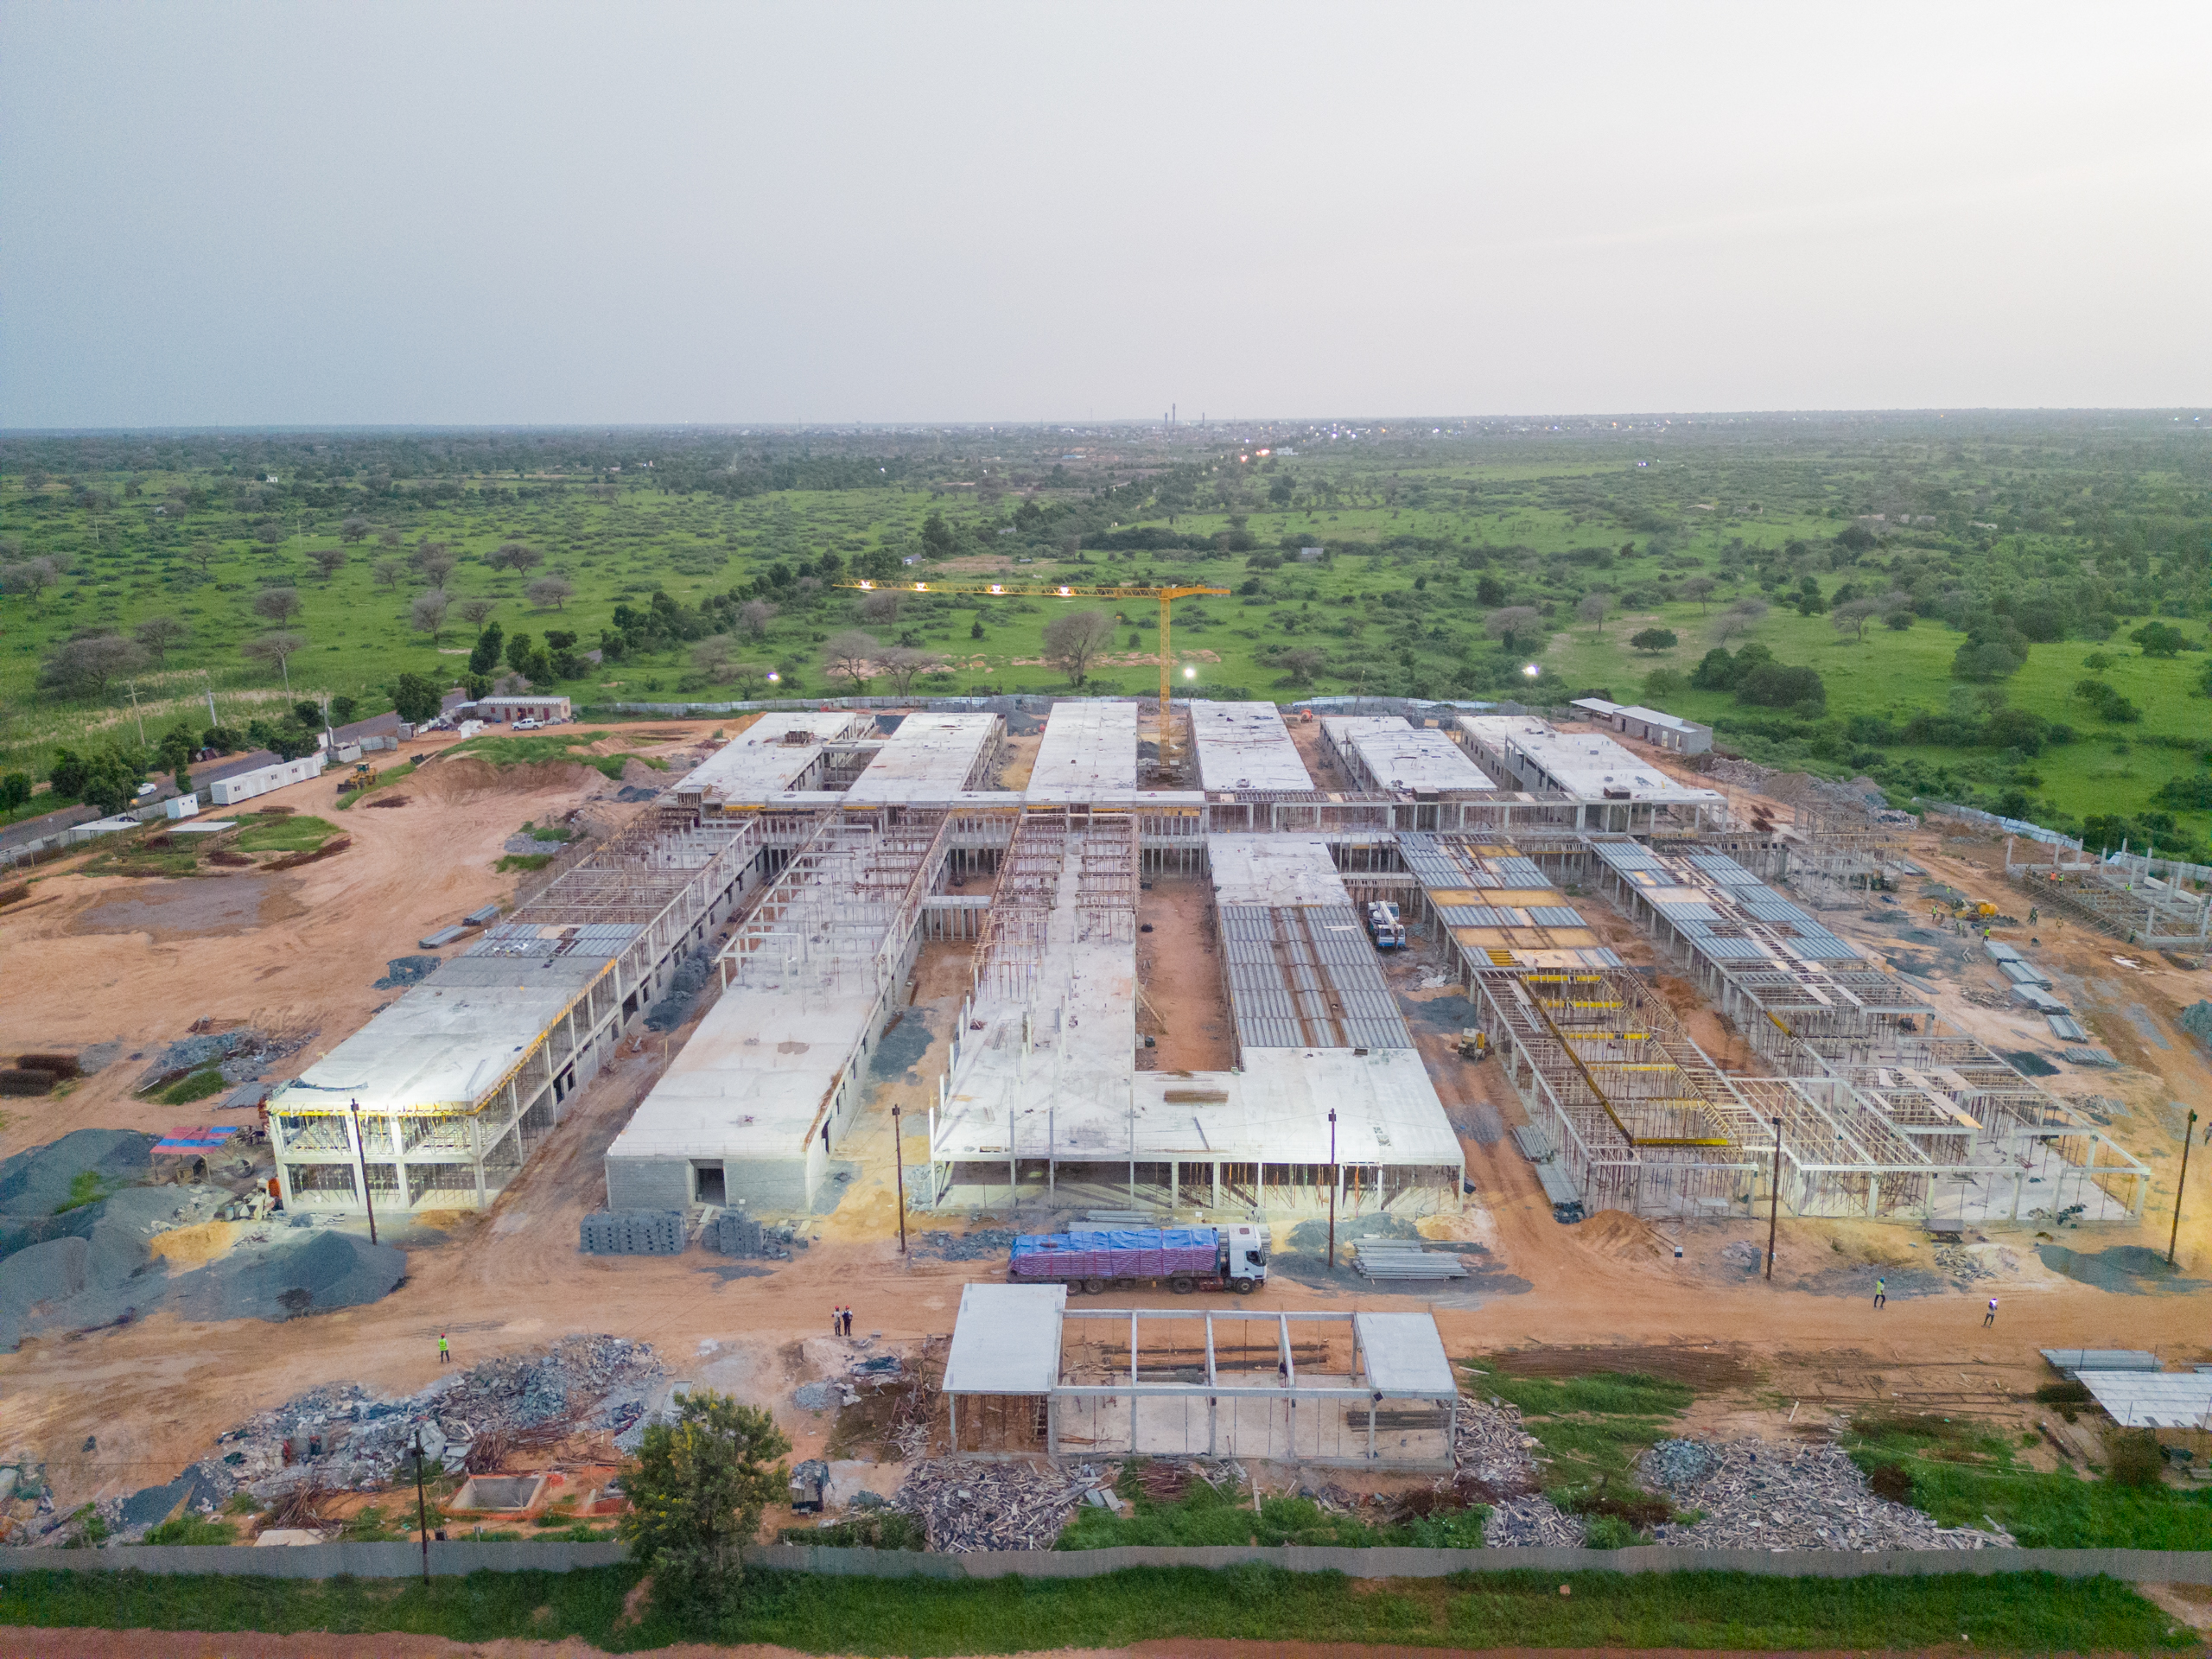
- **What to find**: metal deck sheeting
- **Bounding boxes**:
[1352,1313,1463,1389]
[2076,1370,2212,1429]
[2043,1349,2161,1378]
[2046,1014,2088,1041]
[1220,905,1411,1051]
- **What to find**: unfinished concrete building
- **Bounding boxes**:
[270,810,772,1213]
[1319,715,1496,801]
[2004,839,2212,949]
[944,1285,1460,1470]
[1457,715,1727,832]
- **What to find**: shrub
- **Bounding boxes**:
[1629,627,1678,653]
[2103,1429,2164,1490]
[1867,1462,1916,1503]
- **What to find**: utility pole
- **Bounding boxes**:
[1326,1108,1338,1274]
[2171,1109,2198,1268]
[892,1103,907,1256]
[1765,1116,1782,1281]
[127,682,145,747]
[411,1426,431,1584]
[347,1096,379,1245]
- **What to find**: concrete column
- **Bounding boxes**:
[389,1117,410,1211]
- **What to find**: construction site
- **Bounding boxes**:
[0,694,2208,1558]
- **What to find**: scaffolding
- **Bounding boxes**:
[2004,837,2212,948]
[1582,836,2150,1224]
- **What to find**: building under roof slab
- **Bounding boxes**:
[272,810,773,1214]
[671,711,875,811]
[929,1042,1463,1222]
[843,712,1003,804]
[1024,699,1139,805]
[1319,716,1495,797]
[605,807,958,1211]
[1189,700,1315,794]
[2075,1370,2212,1432]
[1396,831,1623,977]
[1456,715,1726,830]
[1035,1307,1459,1470]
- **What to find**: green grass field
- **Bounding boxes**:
[0,1563,2190,1653]
[232,813,340,854]
[2,419,2204,855]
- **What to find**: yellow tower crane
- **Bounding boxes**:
[839,578,1230,772]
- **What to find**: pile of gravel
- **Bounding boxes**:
[1640,1437,1720,1491]
[0,1129,157,1228]
[372,956,442,990]
[0,1185,197,1351]
[643,952,714,1033]
[910,1229,1017,1262]
[166,1230,406,1325]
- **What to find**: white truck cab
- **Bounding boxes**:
[1227,1224,1270,1286]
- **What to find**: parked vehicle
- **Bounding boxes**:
[1007,1225,1268,1294]
[1365,899,1408,950]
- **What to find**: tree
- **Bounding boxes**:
[340,516,370,544]
[378,526,403,550]
[490,542,543,575]
[413,543,458,587]
[2131,620,2190,658]
[468,620,505,676]
[1577,592,1611,632]
[243,631,308,692]
[1714,597,1768,642]
[618,1389,790,1605]
[1278,646,1327,687]
[182,542,219,579]
[391,672,442,724]
[1042,609,1116,686]
[1628,627,1678,654]
[692,635,753,683]
[308,546,348,582]
[823,630,880,693]
[1681,575,1718,613]
[919,510,955,559]
[739,598,777,639]
[76,742,145,816]
[0,772,30,812]
[526,575,574,610]
[253,587,303,626]
[1831,598,1884,641]
[372,560,404,589]
[3,556,59,607]
[860,589,902,626]
[329,695,359,725]
[411,589,451,642]
[457,598,499,635]
[880,645,946,695]
[1737,662,1826,709]
[505,632,536,675]
[133,614,188,664]
[1484,606,1543,652]
[40,633,147,699]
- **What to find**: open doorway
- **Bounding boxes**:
[693,1162,727,1206]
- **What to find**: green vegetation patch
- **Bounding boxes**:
[1845,1410,2212,1549]
[0,1564,2187,1653]
[234,813,340,854]
[1059,1464,1483,1550]
[448,731,646,781]
[496,852,554,873]
[141,1514,237,1546]
[1471,1363,1694,1503]
[157,1067,228,1106]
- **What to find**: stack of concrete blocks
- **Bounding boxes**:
[707,1210,766,1256]
[578,1210,686,1255]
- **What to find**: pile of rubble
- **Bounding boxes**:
[1638,1438,2015,1551]
[119,1335,666,1529]
[909,1230,1017,1262]
[1450,1395,1585,1546]
[890,1456,1093,1551]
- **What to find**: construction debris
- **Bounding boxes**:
[1446,1393,1586,1544]
[911,1229,1018,1262]
[890,1457,1093,1551]
[371,956,443,991]
[1639,1439,2015,1550]
[1484,1493,1588,1546]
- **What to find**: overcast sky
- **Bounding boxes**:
[3,1,2207,428]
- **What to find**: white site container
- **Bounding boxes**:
[163,792,200,820]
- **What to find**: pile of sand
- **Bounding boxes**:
[1575,1209,1673,1262]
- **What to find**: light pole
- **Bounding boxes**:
[348,1096,379,1245]
[411,1426,431,1584]
[2171,1109,2198,1268]
[1765,1116,1782,1281]
[892,1103,907,1256]
[1326,1108,1338,1274]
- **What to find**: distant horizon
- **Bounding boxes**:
[4,408,2209,442]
